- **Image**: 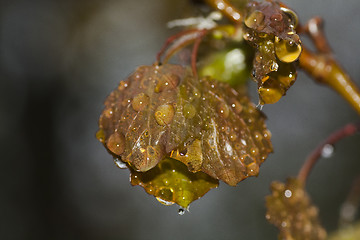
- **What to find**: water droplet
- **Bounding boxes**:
[217,103,229,118]
[178,208,186,215]
[118,81,129,90]
[270,61,279,72]
[144,130,149,137]
[321,144,334,158]
[155,73,180,92]
[258,86,283,104]
[106,132,125,155]
[246,162,259,176]
[183,103,196,119]
[274,36,302,63]
[113,158,127,169]
[284,189,292,198]
[154,104,175,126]
[96,129,105,143]
[132,93,149,111]
[231,100,243,114]
[244,10,265,29]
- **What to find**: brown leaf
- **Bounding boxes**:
[98,63,272,186]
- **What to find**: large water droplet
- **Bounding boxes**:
[274,36,302,63]
[178,208,186,215]
[321,144,334,158]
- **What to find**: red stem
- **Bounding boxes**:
[298,122,360,185]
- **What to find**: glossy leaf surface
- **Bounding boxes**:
[98,64,272,187]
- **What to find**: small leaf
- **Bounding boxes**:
[266,178,327,240]
[242,1,301,104]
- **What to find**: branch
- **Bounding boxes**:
[297,122,360,185]
[299,47,360,115]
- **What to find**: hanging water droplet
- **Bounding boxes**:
[274,36,302,63]
[321,144,334,158]
[113,158,127,169]
[178,207,186,216]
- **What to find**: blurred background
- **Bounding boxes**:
[1,0,360,239]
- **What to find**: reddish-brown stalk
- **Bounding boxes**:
[297,122,360,185]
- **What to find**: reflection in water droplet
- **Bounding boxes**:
[156,197,175,206]
[113,158,127,169]
[321,144,334,158]
[155,104,175,126]
[284,189,292,198]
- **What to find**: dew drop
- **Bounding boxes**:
[258,86,283,104]
[96,129,105,143]
[217,103,229,118]
[132,93,149,111]
[113,158,127,169]
[284,189,292,198]
[246,162,259,176]
[183,103,196,119]
[178,208,186,215]
[106,132,125,155]
[321,144,334,158]
[155,73,180,92]
[154,104,175,126]
[270,61,279,72]
[244,10,265,29]
[274,36,302,63]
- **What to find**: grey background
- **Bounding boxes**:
[1,0,360,239]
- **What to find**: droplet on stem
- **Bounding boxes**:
[321,144,334,158]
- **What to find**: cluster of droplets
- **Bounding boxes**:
[266,178,327,240]
[243,1,302,105]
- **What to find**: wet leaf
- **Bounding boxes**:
[98,63,272,188]
[242,1,301,104]
[130,157,218,208]
[266,178,327,240]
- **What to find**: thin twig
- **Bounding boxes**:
[297,122,360,185]
[205,0,243,24]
